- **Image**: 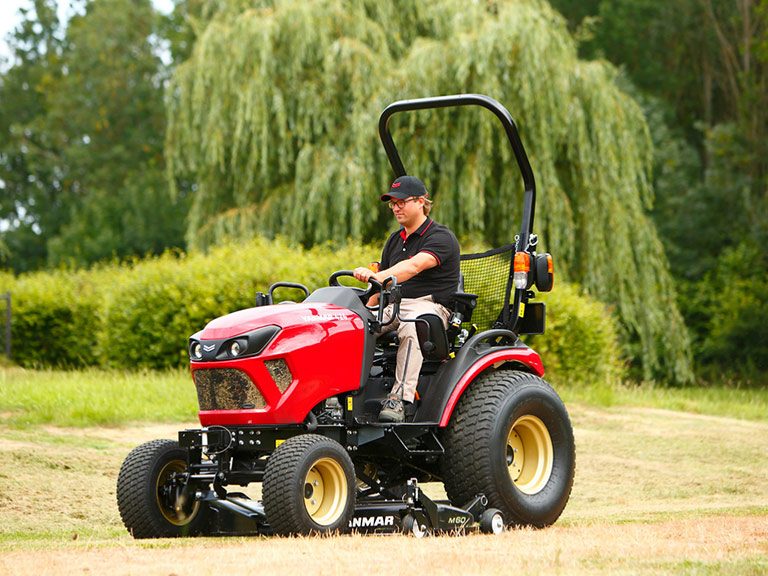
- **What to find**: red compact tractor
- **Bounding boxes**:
[116,94,575,537]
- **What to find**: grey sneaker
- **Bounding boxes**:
[379,396,404,423]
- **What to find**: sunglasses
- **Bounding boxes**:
[387,197,420,210]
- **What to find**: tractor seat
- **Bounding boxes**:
[375,289,478,362]
[415,290,478,361]
[373,314,448,361]
[414,313,450,361]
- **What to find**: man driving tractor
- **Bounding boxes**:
[353,175,460,423]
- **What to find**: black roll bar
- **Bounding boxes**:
[378,94,536,248]
[378,94,537,331]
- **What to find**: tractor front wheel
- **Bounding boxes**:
[262,434,356,535]
[116,439,209,538]
[442,370,575,528]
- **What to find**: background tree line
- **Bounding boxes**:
[549,0,768,377]
[0,0,765,383]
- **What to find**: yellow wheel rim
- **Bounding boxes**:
[507,415,554,495]
[155,459,199,526]
[303,457,348,526]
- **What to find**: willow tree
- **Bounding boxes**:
[166,0,692,384]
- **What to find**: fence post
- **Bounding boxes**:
[3,292,9,359]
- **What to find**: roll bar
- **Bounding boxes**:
[378,94,537,331]
[378,94,536,249]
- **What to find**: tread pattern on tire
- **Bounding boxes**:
[441,369,574,527]
[262,433,354,536]
[116,439,195,539]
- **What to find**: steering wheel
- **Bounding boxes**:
[328,270,384,304]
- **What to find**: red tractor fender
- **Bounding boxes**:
[437,347,544,427]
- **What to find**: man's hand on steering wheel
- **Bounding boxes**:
[352,267,377,284]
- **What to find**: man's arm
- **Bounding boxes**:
[353,252,438,285]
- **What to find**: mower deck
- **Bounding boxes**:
[202,479,498,537]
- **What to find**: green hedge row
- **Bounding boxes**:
[527,283,624,386]
[1,269,103,368]
[1,238,624,385]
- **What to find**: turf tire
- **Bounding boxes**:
[262,434,355,535]
[442,370,575,528]
[116,439,209,538]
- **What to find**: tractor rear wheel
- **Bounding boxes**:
[262,434,356,535]
[442,370,575,528]
[116,439,209,538]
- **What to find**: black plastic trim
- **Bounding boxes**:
[189,325,280,362]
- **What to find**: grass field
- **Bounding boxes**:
[0,367,766,574]
[0,367,198,427]
[2,366,767,427]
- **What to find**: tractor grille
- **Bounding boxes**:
[265,359,292,393]
[193,368,266,410]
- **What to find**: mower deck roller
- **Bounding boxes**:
[116,94,575,538]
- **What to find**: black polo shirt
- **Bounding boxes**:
[380,218,460,306]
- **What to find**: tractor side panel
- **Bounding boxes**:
[193,305,366,426]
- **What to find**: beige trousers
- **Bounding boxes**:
[378,295,451,403]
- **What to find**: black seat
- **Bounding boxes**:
[415,313,450,361]
[378,289,478,361]
[374,273,478,363]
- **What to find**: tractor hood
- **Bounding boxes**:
[198,302,361,341]
[188,298,371,426]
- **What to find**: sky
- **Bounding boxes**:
[0,0,174,65]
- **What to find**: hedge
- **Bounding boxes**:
[2,238,624,385]
[5,270,103,368]
[526,283,624,386]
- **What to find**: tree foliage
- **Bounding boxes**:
[0,0,65,272]
[0,0,187,269]
[551,0,768,381]
[166,0,692,383]
[553,0,768,266]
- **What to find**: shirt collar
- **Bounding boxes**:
[399,218,433,241]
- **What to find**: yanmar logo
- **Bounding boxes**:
[348,515,395,529]
[391,181,401,188]
[300,313,347,323]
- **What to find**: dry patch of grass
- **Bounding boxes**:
[0,423,195,544]
[561,405,768,523]
[0,516,766,575]
[0,405,766,574]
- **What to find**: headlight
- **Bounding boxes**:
[187,326,280,361]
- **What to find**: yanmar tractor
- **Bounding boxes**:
[116,94,575,538]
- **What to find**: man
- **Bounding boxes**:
[353,175,460,423]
